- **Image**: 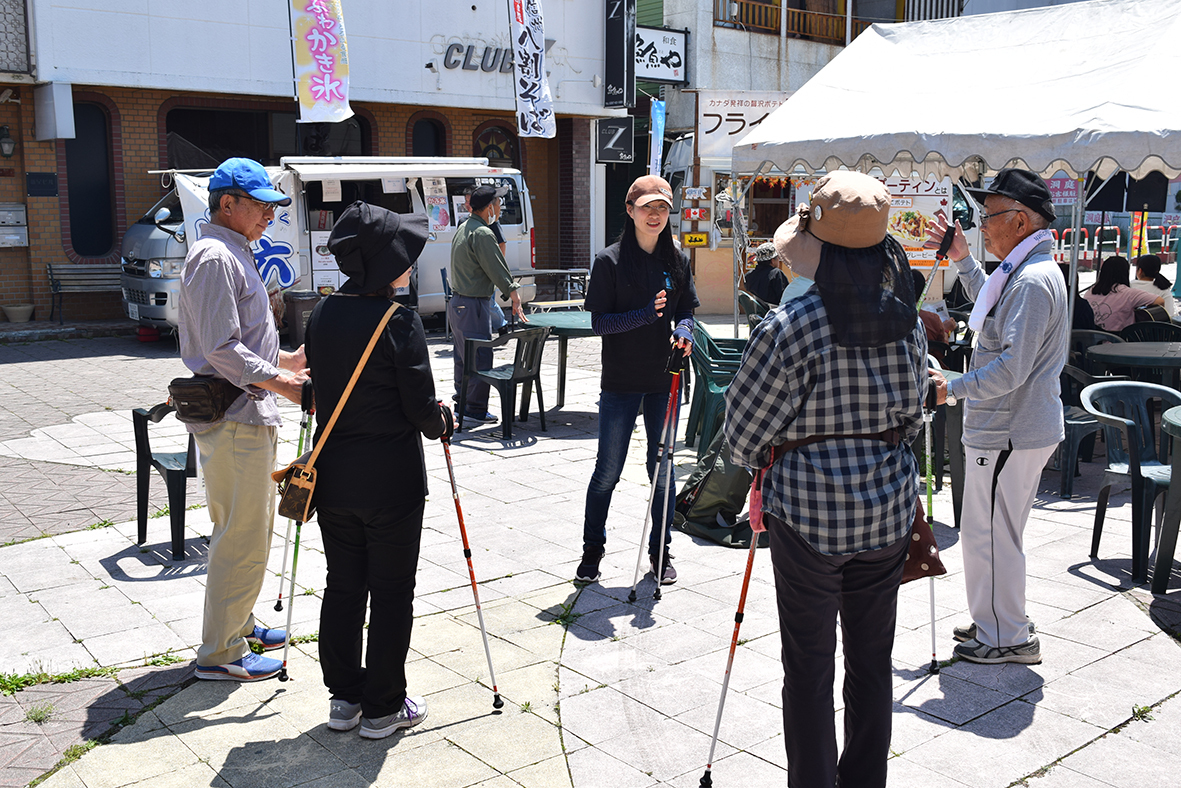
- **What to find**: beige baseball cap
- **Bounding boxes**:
[627,174,674,208]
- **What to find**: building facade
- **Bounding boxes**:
[0,1,621,321]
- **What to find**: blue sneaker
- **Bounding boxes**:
[463,411,498,424]
[195,652,282,682]
[245,626,287,651]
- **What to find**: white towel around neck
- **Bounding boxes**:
[968,229,1054,332]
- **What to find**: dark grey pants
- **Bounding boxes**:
[448,294,493,415]
[766,513,907,788]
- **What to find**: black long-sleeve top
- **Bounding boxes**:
[304,294,444,509]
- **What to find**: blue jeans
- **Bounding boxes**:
[583,389,680,555]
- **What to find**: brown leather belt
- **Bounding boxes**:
[774,428,905,458]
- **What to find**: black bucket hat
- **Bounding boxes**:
[328,201,429,294]
[965,168,1056,223]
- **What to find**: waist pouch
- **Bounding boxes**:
[168,376,245,424]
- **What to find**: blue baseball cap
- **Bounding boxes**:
[209,158,291,206]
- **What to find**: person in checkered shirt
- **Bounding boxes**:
[725,171,927,788]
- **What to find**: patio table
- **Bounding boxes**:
[1087,341,1181,387]
[520,311,595,408]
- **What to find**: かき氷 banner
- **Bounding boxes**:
[291,0,354,124]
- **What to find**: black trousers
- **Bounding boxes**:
[317,501,425,719]
[766,514,907,788]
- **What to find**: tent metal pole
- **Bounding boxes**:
[730,159,771,337]
[1068,177,1084,345]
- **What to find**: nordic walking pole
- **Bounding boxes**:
[628,356,684,603]
[699,531,759,787]
[653,348,687,600]
[441,434,504,710]
[923,378,939,676]
[277,381,315,682]
[275,390,314,612]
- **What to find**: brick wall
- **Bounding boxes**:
[0,86,575,321]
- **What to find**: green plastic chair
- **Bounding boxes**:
[738,291,770,330]
[1081,380,1181,582]
[685,325,744,451]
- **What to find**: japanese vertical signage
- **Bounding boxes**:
[176,172,303,292]
[510,0,556,138]
[290,0,353,123]
[604,0,636,108]
[648,99,665,176]
[695,90,789,158]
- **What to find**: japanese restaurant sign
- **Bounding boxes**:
[696,90,790,159]
[635,26,687,84]
[792,175,954,265]
[510,0,556,138]
[291,0,353,123]
[1047,176,1080,206]
[604,0,636,108]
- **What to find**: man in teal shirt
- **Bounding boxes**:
[449,185,526,422]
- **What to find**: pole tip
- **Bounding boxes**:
[929,659,940,675]
[274,602,283,612]
[653,589,662,600]
[627,591,637,603]
[278,670,289,682]
[699,771,713,787]
[492,694,504,709]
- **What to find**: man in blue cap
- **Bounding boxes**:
[179,157,309,682]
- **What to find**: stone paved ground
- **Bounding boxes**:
[2,320,1181,788]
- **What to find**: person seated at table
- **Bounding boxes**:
[1085,255,1163,332]
[745,242,788,306]
[1131,254,1176,319]
[1058,264,1097,330]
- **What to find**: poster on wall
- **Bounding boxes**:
[696,90,790,159]
[452,196,470,226]
[175,171,302,292]
[509,0,556,138]
[427,196,451,232]
[604,0,636,108]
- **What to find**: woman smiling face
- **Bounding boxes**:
[627,199,672,252]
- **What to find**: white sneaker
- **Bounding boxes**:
[359,696,428,739]
[327,699,361,731]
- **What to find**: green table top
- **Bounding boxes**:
[524,311,594,337]
[1165,405,1181,438]
[1087,342,1181,366]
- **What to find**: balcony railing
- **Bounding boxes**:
[714,1,872,45]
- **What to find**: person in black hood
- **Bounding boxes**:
[304,201,453,740]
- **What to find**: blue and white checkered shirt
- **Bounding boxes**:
[724,290,927,555]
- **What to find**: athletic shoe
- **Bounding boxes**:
[575,548,605,583]
[464,411,498,424]
[195,652,282,682]
[953,636,1042,665]
[359,696,428,739]
[650,552,677,585]
[952,620,1035,643]
[327,700,362,731]
[245,625,287,651]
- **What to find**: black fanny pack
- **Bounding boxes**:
[168,376,245,424]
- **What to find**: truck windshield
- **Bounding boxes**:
[302,180,416,219]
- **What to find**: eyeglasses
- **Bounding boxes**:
[235,193,280,211]
[980,208,1023,226]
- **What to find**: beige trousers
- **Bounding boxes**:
[194,421,278,667]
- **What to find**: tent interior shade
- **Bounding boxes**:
[731,0,1181,181]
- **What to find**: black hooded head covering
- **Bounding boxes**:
[328,201,430,295]
[814,234,918,348]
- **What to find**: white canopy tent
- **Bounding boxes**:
[727,0,1181,332]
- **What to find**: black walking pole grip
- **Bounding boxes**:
[300,379,314,413]
[666,345,688,374]
[936,220,956,261]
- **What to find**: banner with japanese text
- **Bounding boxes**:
[175,172,303,294]
[648,99,665,176]
[291,0,353,124]
[510,0,556,138]
[696,90,790,159]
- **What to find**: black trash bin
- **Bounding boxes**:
[284,290,320,349]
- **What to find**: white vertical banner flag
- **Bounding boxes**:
[510,0,556,138]
[291,0,354,124]
[648,99,666,175]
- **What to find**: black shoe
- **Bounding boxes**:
[650,552,677,585]
[575,548,604,583]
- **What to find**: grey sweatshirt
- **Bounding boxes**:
[946,238,1068,450]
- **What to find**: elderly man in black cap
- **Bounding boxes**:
[449,184,528,424]
[726,171,927,788]
[304,201,454,739]
[928,168,1067,666]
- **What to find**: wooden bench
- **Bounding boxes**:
[47,262,122,324]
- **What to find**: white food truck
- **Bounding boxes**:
[120,157,537,329]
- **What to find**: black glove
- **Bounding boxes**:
[439,401,455,440]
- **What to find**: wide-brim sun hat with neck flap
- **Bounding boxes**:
[328,201,429,295]
[772,170,890,280]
